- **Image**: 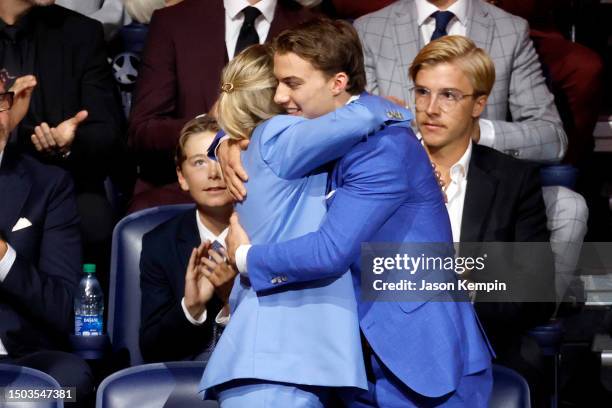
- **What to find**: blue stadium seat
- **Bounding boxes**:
[528,319,565,408]
[540,164,578,191]
[0,364,64,408]
[107,204,195,366]
[491,364,531,408]
[96,362,216,408]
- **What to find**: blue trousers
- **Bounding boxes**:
[344,350,493,408]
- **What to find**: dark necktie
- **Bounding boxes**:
[430,11,455,41]
[235,6,261,56]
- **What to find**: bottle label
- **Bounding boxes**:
[75,315,103,336]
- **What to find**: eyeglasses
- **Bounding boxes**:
[410,86,475,113]
[0,92,14,113]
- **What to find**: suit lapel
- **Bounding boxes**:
[467,0,494,53]
[460,145,497,241]
[0,150,31,238]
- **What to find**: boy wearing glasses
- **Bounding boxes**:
[414,35,554,405]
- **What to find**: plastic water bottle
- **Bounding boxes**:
[74,264,104,336]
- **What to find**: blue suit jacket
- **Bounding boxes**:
[199,95,408,395]
[0,149,81,357]
[245,100,493,397]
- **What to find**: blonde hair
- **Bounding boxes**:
[123,0,165,24]
[409,35,495,96]
[175,115,219,167]
[217,44,284,141]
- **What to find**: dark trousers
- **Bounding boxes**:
[1,350,94,408]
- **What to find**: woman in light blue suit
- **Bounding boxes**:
[198,45,413,407]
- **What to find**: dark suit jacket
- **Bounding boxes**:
[10,5,124,194]
[0,148,81,358]
[128,0,311,185]
[461,143,555,356]
[139,209,223,363]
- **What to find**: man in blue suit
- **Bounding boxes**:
[214,19,494,407]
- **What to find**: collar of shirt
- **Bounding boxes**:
[449,140,472,184]
[0,150,4,167]
[414,133,472,182]
[224,0,277,23]
[195,210,229,247]
[415,0,469,28]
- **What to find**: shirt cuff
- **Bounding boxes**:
[235,244,252,277]
[181,297,207,326]
[0,244,17,283]
[215,304,231,327]
[214,135,231,161]
[478,119,495,147]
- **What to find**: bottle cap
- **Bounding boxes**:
[83,264,96,274]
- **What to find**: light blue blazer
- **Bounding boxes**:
[199,95,410,396]
[244,97,494,398]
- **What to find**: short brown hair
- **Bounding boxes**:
[273,17,366,95]
[409,35,496,96]
[175,115,219,167]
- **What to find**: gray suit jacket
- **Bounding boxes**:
[354,0,567,162]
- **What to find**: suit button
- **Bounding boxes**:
[505,149,519,157]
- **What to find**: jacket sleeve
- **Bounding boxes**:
[67,19,125,187]
[259,95,412,179]
[484,19,567,162]
[128,11,189,154]
[247,129,415,291]
[139,233,216,362]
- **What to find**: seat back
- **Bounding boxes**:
[491,364,531,408]
[0,364,64,408]
[107,204,195,366]
[96,362,217,408]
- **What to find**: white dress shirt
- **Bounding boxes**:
[415,0,495,147]
[224,0,277,60]
[180,210,231,326]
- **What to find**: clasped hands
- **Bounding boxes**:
[184,240,237,320]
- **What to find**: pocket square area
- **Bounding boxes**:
[11,217,32,232]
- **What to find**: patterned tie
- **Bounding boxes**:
[430,11,455,41]
[235,6,261,56]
